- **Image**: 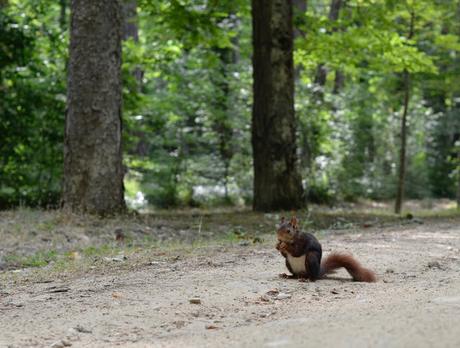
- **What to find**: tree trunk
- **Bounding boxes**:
[455,132,460,209]
[293,0,307,40]
[251,0,304,211]
[122,0,143,87]
[59,0,67,31]
[122,0,146,158]
[63,0,125,215]
[208,12,240,201]
[313,0,342,99]
[122,0,138,41]
[394,10,415,215]
[332,70,344,94]
[394,70,410,214]
[457,150,460,209]
[293,0,312,171]
[213,46,235,200]
[214,15,241,200]
[455,2,460,209]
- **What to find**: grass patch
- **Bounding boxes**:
[5,250,58,268]
[82,245,116,258]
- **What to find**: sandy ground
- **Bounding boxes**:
[1,220,460,348]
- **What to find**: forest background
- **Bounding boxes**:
[1,0,460,213]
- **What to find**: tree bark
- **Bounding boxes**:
[251,0,304,211]
[63,0,125,215]
[394,10,415,215]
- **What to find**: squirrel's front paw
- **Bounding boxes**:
[276,241,288,253]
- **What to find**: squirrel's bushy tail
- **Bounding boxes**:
[320,252,376,282]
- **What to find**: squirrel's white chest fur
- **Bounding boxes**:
[287,253,306,274]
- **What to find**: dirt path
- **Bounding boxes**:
[1,221,460,348]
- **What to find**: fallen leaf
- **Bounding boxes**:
[68,251,81,260]
[258,295,271,302]
[112,292,123,299]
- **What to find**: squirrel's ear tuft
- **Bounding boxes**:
[280,216,285,224]
[289,216,298,228]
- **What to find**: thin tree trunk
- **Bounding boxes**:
[122,0,138,41]
[215,15,240,200]
[251,0,304,211]
[456,133,460,209]
[293,0,307,40]
[293,0,307,80]
[457,150,460,209]
[395,10,415,214]
[328,0,342,20]
[313,0,342,99]
[208,12,240,201]
[122,0,147,158]
[63,0,125,215]
[293,0,312,171]
[333,3,355,95]
[59,0,67,31]
[122,0,143,87]
[394,70,410,214]
[333,70,344,94]
[455,2,460,209]
[215,47,235,200]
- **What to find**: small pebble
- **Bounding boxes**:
[74,325,92,334]
[427,261,443,270]
[275,293,291,300]
[50,340,72,348]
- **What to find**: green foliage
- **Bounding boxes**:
[0,3,66,208]
[294,0,459,203]
[122,1,252,208]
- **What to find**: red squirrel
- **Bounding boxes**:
[276,216,376,282]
